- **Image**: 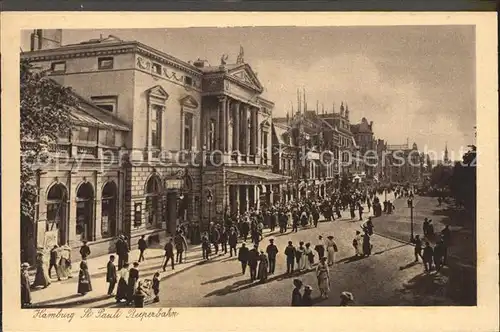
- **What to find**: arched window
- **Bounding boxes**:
[76,182,95,242]
[46,183,68,245]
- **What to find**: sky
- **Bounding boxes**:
[23,26,476,160]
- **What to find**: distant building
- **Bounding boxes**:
[383,141,423,184]
[350,117,377,178]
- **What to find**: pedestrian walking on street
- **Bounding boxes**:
[302,285,313,306]
[325,235,338,266]
[238,242,249,274]
[115,263,129,303]
[174,231,188,264]
[21,262,32,308]
[304,242,314,270]
[162,239,175,271]
[228,228,238,257]
[285,241,296,274]
[77,260,92,296]
[362,217,374,236]
[314,236,326,261]
[257,250,269,283]
[32,252,51,289]
[137,235,147,262]
[422,242,434,272]
[358,203,364,221]
[59,243,72,279]
[353,231,362,257]
[106,255,117,296]
[127,262,140,305]
[201,233,211,260]
[210,226,220,255]
[433,240,445,272]
[423,218,430,237]
[49,245,62,281]
[316,257,330,299]
[367,198,372,212]
[220,227,228,255]
[362,231,372,257]
[339,291,354,306]
[266,239,278,274]
[152,271,161,303]
[412,235,423,262]
[79,241,91,260]
[248,244,259,282]
[291,279,303,306]
[292,213,299,233]
[296,241,306,271]
[116,235,130,270]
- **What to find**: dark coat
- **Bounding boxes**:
[127,268,139,301]
[77,263,92,294]
[291,288,302,306]
[285,245,296,261]
[423,246,434,261]
[266,244,278,259]
[21,271,31,305]
[247,248,259,267]
[238,246,249,262]
[164,242,174,257]
[106,261,117,283]
[138,238,147,251]
[79,245,91,259]
[228,232,238,247]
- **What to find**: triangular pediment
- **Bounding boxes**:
[180,95,199,109]
[228,64,264,93]
[146,85,169,100]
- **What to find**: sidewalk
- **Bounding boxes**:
[29,228,280,308]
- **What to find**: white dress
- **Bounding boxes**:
[303,247,313,270]
[325,238,337,265]
[297,247,306,270]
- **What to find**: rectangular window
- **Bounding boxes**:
[184,112,193,150]
[51,61,66,73]
[98,57,114,70]
[91,96,118,113]
[263,131,269,163]
[152,63,162,75]
[99,129,116,146]
[184,76,193,86]
[72,126,97,142]
[151,104,163,148]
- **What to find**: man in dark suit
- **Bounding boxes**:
[228,228,238,257]
[79,241,91,260]
[238,242,249,274]
[266,239,279,274]
[137,235,147,262]
[115,236,129,270]
[106,255,117,296]
[163,238,175,271]
[284,241,296,274]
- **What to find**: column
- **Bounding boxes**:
[225,99,230,152]
[200,102,206,148]
[254,109,259,156]
[250,107,256,157]
[240,105,248,156]
[94,173,103,240]
[255,185,260,211]
[217,96,227,152]
[245,186,250,212]
[233,103,240,154]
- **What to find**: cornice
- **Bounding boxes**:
[22,46,136,62]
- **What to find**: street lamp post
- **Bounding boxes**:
[207,189,213,231]
[409,198,414,242]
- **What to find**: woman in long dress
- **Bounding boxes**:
[304,242,313,270]
[256,251,269,283]
[316,257,330,299]
[115,263,129,303]
[296,242,306,271]
[21,263,32,307]
[325,236,337,266]
[32,252,51,288]
[59,243,72,279]
[362,231,372,256]
[77,260,92,295]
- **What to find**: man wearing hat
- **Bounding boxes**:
[266,238,279,275]
[238,242,249,274]
[340,291,354,306]
[79,241,91,261]
[21,263,31,308]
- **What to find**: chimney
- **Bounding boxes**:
[30,29,62,51]
[193,58,206,68]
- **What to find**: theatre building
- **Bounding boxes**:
[21,29,288,261]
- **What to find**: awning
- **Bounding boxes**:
[226,169,290,185]
[70,102,130,132]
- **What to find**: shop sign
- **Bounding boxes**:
[164,179,183,189]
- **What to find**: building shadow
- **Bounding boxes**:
[31,294,111,308]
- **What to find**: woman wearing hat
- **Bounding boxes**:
[32,252,51,289]
[291,279,303,306]
[256,250,269,283]
[20,263,31,307]
[77,260,92,295]
[339,291,354,306]
[316,256,330,299]
[302,285,313,306]
[127,262,140,305]
[325,235,338,266]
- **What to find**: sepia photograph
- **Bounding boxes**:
[17,25,480,308]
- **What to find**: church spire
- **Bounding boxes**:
[444,142,449,163]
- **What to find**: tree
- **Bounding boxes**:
[20,59,77,222]
[449,145,476,212]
